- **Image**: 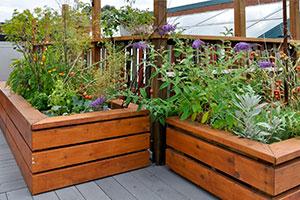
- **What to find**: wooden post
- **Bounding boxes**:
[92,0,101,66]
[234,0,246,37]
[153,0,167,165]
[290,0,300,40]
[62,4,69,65]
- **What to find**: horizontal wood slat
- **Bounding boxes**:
[32,151,150,195]
[167,117,275,163]
[0,116,33,192]
[32,106,148,130]
[166,149,268,200]
[32,133,150,173]
[32,116,150,150]
[0,102,32,170]
[0,83,150,195]
[166,117,300,199]
[167,127,275,195]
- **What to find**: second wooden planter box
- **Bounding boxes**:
[0,83,150,195]
[166,117,300,200]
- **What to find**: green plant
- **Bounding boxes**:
[120,34,300,144]
[101,3,154,37]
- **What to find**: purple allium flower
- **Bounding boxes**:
[258,61,274,68]
[90,96,106,108]
[159,24,176,35]
[131,41,148,50]
[192,39,205,49]
[234,42,252,52]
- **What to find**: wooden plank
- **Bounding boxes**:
[131,168,189,200]
[0,102,32,171]
[167,117,275,164]
[146,166,216,200]
[55,187,84,200]
[0,85,46,147]
[91,0,101,65]
[32,133,150,172]
[32,116,150,150]
[32,108,148,130]
[167,128,275,195]
[275,158,300,195]
[273,185,300,200]
[96,177,136,200]
[114,172,162,200]
[96,34,293,44]
[0,180,26,194]
[33,191,59,200]
[76,182,110,200]
[0,117,32,193]
[6,188,32,200]
[0,194,7,200]
[31,151,149,194]
[290,0,300,40]
[166,149,269,200]
[234,0,246,37]
[270,138,300,164]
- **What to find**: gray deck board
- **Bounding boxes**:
[55,186,85,200]
[0,193,7,200]
[33,192,59,200]
[130,168,190,200]
[114,172,162,200]
[96,177,137,200]
[0,128,216,200]
[6,188,33,200]
[146,166,217,200]
[76,182,111,200]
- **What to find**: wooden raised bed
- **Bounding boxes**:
[166,117,300,200]
[0,82,150,195]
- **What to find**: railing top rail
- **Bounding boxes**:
[94,34,300,45]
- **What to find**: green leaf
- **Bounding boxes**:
[159,82,169,90]
[201,112,209,124]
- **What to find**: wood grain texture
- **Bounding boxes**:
[31,151,150,195]
[0,102,32,171]
[0,85,46,147]
[166,149,268,200]
[0,116,33,194]
[270,138,300,164]
[167,127,275,195]
[32,133,150,173]
[167,117,275,163]
[32,116,150,150]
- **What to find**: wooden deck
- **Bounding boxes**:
[0,129,216,200]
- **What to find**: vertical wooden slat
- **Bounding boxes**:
[92,0,101,66]
[290,0,300,40]
[62,4,69,64]
[234,0,246,37]
[153,0,167,165]
[138,49,145,89]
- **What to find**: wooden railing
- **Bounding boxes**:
[91,35,299,96]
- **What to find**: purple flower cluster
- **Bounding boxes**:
[234,42,252,52]
[192,39,205,49]
[131,41,149,50]
[258,61,274,69]
[90,96,106,108]
[159,24,176,36]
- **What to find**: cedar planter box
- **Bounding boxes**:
[166,117,300,200]
[0,82,150,195]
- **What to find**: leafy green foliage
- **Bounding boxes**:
[120,36,300,144]
[101,4,154,37]
[3,4,107,116]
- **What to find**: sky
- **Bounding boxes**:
[0,0,206,22]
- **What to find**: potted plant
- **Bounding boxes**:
[121,35,300,199]
[0,4,150,195]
